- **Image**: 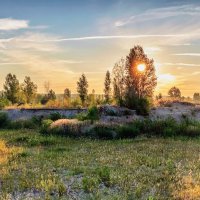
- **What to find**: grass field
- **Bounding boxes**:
[0,130,200,199]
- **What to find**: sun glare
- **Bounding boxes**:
[137,64,146,72]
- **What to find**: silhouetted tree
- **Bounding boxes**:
[193,93,200,102]
[64,88,71,99]
[44,81,50,93]
[168,86,181,98]
[47,89,56,101]
[77,74,88,105]
[4,73,20,104]
[41,89,56,105]
[156,93,162,100]
[22,76,37,104]
[104,70,111,103]
[125,45,157,104]
[112,58,126,106]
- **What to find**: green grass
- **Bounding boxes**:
[1,130,200,199]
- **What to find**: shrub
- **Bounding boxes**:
[0,98,10,109]
[183,125,200,137]
[117,125,140,139]
[163,127,176,137]
[87,106,99,122]
[136,98,150,116]
[31,115,44,126]
[8,119,36,129]
[0,112,9,128]
[76,112,88,121]
[77,106,99,123]
[49,112,64,121]
[48,119,89,137]
[92,123,116,139]
[40,119,53,134]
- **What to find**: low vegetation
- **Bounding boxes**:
[1,129,200,199]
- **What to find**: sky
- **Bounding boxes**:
[0,0,200,96]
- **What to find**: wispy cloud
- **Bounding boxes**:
[21,34,188,42]
[0,18,29,30]
[0,62,27,65]
[173,53,200,57]
[164,62,200,67]
[115,4,200,27]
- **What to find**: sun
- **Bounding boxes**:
[137,64,146,72]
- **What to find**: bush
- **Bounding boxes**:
[8,119,36,129]
[117,125,140,139]
[92,123,116,139]
[46,119,89,137]
[49,112,64,121]
[163,127,176,137]
[0,98,10,109]
[183,125,200,137]
[0,112,9,128]
[40,119,53,134]
[31,115,44,126]
[77,106,99,123]
[87,106,99,122]
[136,98,150,116]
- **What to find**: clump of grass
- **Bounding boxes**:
[96,166,111,186]
[82,177,99,192]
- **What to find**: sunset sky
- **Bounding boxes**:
[0,0,200,96]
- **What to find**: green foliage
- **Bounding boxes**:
[40,89,56,105]
[21,76,37,104]
[40,119,53,134]
[136,98,150,115]
[82,177,99,192]
[77,73,88,105]
[4,73,20,104]
[8,120,36,129]
[163,128,176,137]
[0,112,9,128]
[49,112,63,121]
[92,124,115,139]
[31,115,44,126]
[96,166,111,186]
[117,125,140,139]
[104,70,111,103]
[77,106,99,122]
[0,98,10,109]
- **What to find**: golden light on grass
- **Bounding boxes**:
[137,64,146,72]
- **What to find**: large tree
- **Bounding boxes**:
[22,76,37,104]
[4,73,20,104]
[112,58,126,106]
[168,86,181,98]
[104,70,111,103]
[125,45,157,99]
[77,74,88,105]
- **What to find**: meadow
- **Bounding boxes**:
[1,129,200,199]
